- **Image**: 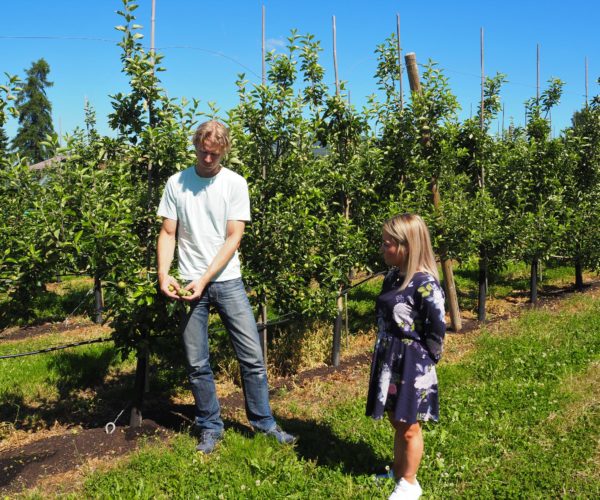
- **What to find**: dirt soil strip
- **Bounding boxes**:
[0,319,103,342]
[1,280,598,495]
[0,350,373,496]
[0,421,168,495]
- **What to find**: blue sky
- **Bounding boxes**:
[1,0,598,140]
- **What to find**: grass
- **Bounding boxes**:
[2,262,599,497]
[452,259,591,318]
[0,330,134,440]
[47,283,597,498]
[423,293,600,497]
[0,275,95,328]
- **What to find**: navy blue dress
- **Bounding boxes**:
[366,270,446,423]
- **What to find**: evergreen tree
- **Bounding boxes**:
[0,126,8,158]
[12,58,56,162]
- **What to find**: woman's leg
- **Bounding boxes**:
[388,414,423,483]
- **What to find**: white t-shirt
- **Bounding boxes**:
[157,166,251,282]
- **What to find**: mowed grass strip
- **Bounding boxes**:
[421,291,600,498]
[0,330,133,444]
[0,329,120,404]
[73,289,600,499]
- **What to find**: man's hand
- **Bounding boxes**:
[159,274,181,300]
[180,278,207,302]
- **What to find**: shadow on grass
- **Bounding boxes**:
[0,371,137,433]
[142,408,388,476]
[0,287,94,330]
[275,415,386,476]
[0,332,240,436]
[47,347,121,399]
[0,347,125,431]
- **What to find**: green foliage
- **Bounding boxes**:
[560,101,600,273]
[0,73,21,127]
[0,159,56,322]
[0,125,9,158]
[231,31,374,318]
[11,59,57,163]
[98,0,199,353]
[507,80,566,266]
[1,4,599,383]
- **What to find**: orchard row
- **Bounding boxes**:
[1,1,599,350]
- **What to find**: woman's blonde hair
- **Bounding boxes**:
[383,213,439,289]
[192,120,231,154]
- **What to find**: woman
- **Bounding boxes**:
[366,214,446,500]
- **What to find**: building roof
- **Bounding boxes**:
[29,155,66,171]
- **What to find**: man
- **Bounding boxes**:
[157,120,295,453]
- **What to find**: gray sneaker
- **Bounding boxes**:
[195,430,224,454]
[263,425,297,445]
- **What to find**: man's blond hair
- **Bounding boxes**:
[192,120,231,154]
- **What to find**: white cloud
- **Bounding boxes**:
[266,37,285,51]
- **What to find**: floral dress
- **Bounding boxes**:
[366,270,446,423]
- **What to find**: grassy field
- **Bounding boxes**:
[1,264,599,498]
[76,284,600,499]
[0,275,96,329]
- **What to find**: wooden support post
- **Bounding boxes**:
[536,44,540,103]
[405,53,421,93]
[480,28,485,131]
[477,27,488,322]
[150,0,156,61]
[585,56,588,107]
[575,257,584,291]
[344,293,349,349]
[129,341,148,427]
[405,52,462,332]
[478,250,488,322]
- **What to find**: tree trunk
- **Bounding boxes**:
[94,276,103,324]
[530,259,538,304]
[575,257,584,291]
[477,249,487,321]
[331,291,343,366]
[129,343,149,428]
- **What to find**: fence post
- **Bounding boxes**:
[478,251,488,321]
[575,257,584,291]
[344,292,349,348]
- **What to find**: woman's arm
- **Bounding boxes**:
[418,278,446,363]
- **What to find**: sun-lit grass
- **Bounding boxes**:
[2,263,599,497]
[0,275,95,328]
[0,333,134,440]
[68,285,600,498]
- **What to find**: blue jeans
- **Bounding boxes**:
[181,277,276,433]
